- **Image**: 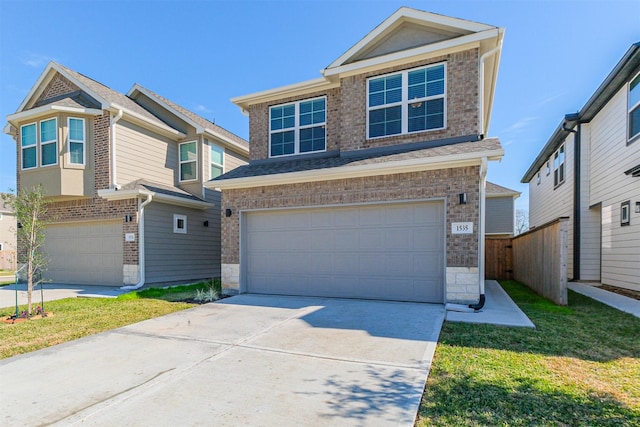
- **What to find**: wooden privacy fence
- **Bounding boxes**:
[0,250,17,271]
[512,217,569,305]
[485,237,513,280]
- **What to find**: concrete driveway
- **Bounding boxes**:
[1,294,444,426]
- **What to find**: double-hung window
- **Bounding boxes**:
[629,72,640,141]
[368,63,446,139]
[553,144,565,187]
[210,144,224,179]
[40,118,58,166]
[179,141,197,181]
[21,123,37,169]
[68,117,85,165]
[269,97,326,157]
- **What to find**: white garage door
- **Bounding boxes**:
[244,201,444,303]
[43,221,123,286]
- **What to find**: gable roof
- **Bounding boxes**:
[6,62,184,138]
[206,137,503,190]
[486,181,520,198]
[522,42,640,183]
[98,179,213,209]
[127,84,249,154]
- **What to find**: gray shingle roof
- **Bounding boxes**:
[120,179,203,202]
[214,137,502,181]
[486,181,520,196]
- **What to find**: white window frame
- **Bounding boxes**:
[546,160,551,176]
[39,117,58,167]
[553,144,565,187]
[179,141,198,182]
[536,172,541,185]
[621,201,631,226]
[629,71,640,142]
[269,96,327,158]
[210,144,224,179]
[20,122,38,170]
[0,243,3,251]
[366,62,447,139]
[173,214,187,234]
[68,117,86,165]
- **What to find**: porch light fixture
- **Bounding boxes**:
[225,208,233,217]
[636,202,640,214]
[459,193,467,205]
[203,220,209,227]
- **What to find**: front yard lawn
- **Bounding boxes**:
[0,297,193,359]
[417,280,640,426]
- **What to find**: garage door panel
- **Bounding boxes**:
[245,202,444,303]
[43,221,123,286]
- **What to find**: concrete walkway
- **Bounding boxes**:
[569,282,640,318]
[0,283,123,310]
[0,295,445,426]
[445,280,535,328]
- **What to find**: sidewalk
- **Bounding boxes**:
[0,283,124,309]
[568,282,640,318]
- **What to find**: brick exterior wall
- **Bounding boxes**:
[221,166,480,267]
[35,74,81,105]
[247,48,479,161]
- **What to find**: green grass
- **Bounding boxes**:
[417,280,640,426]
[117,279,221,302]
[0,297,194,359]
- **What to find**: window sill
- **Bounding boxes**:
[366,126,446,141]
[553,180,565,190]
[627,133,640,146]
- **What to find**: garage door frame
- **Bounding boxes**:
[239,198,446,302]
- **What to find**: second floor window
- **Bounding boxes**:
[210,144,224,179]
[553,144,565,187]
[179,141,197,181]
[21,123,37,169]
[40,118,58,166]
[629,72,640,141]
[269,97,326,157]
[367,63,446,139]
[68,117,85,165]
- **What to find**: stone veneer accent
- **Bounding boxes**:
[221,263,240,294]
[123,264,140,285]
[446,267,480,303]
[221,167,481,301]
[247,48,479,161]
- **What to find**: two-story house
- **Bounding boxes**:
[485,182,520,237]
[206,8,505,305]
[0,195,17,271]
[522,43,640,292]
[4,62,249,287]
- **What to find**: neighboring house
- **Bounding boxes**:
[522,43,640,292]
[485,182,520,237]
[4,63,249,286]
[0,195,17,252]
[206,7,505,304]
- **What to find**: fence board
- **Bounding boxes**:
[485,237,513,280]
[512,217,568,305]
[0,251,17,271]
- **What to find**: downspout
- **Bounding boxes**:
[478,38,503,138]
[469,157,488,310]
[110,109,123,189]
[120,193,152,290]
[564,122,581,280]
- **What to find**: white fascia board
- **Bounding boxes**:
[108,104,185,138]
[98,188,213,209]
[3,123,16,136]
[203,128,250,156]
[231,78,339,110]
[206,148,504,190]
[327,8,495,69]
[486,192,521,199]
[6,105,103,125]
[324,29,498,78]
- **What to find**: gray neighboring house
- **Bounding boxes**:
[208,7,506,305]
[0,195,17,252]
[522,42,640,292]
[485,182,520,237]
[4,63,249,286]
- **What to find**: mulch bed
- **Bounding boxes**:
[1,312,54,324]
[597,285,640,301]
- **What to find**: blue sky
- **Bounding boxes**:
[1,0,639,211]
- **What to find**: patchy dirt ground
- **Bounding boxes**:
[598,284,640,301]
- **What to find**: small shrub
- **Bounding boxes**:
[194,286,219,303]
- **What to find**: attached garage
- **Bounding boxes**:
[242,201,444,303]
[43,221,123,285]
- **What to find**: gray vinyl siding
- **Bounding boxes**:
[588,88,640,291]
[485,196,514,235]
[116,120,177,187]
[144,202,221,284]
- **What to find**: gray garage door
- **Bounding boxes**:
[244,201,444,303]
[43,221,123,286]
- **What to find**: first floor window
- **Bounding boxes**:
[173,214,187,234]
[629,73,640,140]
[270,97,326,157]
[179,141,197,181]
[553,144,565,187]
[21,123,37,169]
[210,144,224,179]
[68,117,85,165]
[40,118,58,166]
[368,63,446,138]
